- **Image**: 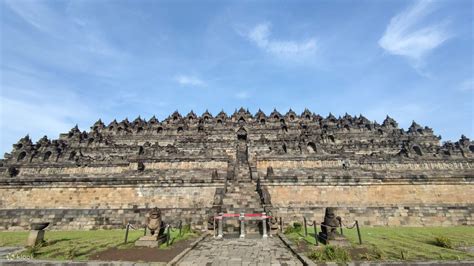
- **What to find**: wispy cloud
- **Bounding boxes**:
[235,91,250,99]
[459,78,474,92]
[3,0,127,78]
[246,22,317,59]
[379,1,451,60]
[175,75,205,87]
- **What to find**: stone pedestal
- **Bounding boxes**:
[318,232,350,246]
[135,234,166,247]
[26,230,45,247]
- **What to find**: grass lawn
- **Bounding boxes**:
[0,227,197,261]
[285,225,474,262]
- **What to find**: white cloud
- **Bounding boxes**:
[175,75,205,87]
[379,1,451,60]
[246,22,317,59]
[235,91,250,99]
[459,79,474,92]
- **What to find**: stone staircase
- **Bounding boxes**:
[219,141,265,235]
[222,181,263,214]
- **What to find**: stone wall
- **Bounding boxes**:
[269,206,472,227]
[265,183,474,227]
[13,161,228,177]
[0,183,219,230]
[0,208,209,231]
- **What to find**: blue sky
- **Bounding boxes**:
[0,0,473,155]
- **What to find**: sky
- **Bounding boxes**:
[0,0,473,155]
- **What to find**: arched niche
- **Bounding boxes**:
[17,151,27,161]
[69,151,76,160]
[307,142,317,153]
[413,146,423,156]
[328,135,335,143]
[237,127,247,141]
[43,151,52,161]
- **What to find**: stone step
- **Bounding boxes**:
[222,202,261,207]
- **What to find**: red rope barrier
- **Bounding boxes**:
[214,213,272,219]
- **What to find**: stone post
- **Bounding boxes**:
[262,212,268,238]
[240,212,245,238]
[27,222,49,247]
[217,213,223,238]
[27,230,45,247]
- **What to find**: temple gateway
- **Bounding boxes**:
[1,108,473,230]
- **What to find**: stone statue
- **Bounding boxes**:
[135,207,165,247]
[146,207,162,236]
[320,207,341,240]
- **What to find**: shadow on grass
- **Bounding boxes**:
[44,238,72,246]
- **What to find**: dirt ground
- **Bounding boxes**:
[89,238,194,262]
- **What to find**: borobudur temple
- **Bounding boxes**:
[0,108,473,230]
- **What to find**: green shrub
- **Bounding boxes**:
[293,222,302,230]
[434,236,453,249]
[181,224,191,234]
[308,245,350,263]
[284,222,303,234]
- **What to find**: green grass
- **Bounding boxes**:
[0,227,197,261]
[308,245,350,263]
[285,226,474,261]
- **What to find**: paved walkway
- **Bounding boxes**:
[177,236,302,266]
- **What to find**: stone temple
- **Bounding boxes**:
[0,108,473,230]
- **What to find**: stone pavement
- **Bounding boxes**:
[176,236,302,266]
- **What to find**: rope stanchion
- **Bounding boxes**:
[313,221,318,246]
[279,217,283,233]
[124,222,141,244]
[213,217,216,237]
[125,220,187,246]
[301,218,362,246]
[303,217,308,236]
[355,220,362,244]
[212,212,275,238]
[124,223,130,244]
[338,219,343,235]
